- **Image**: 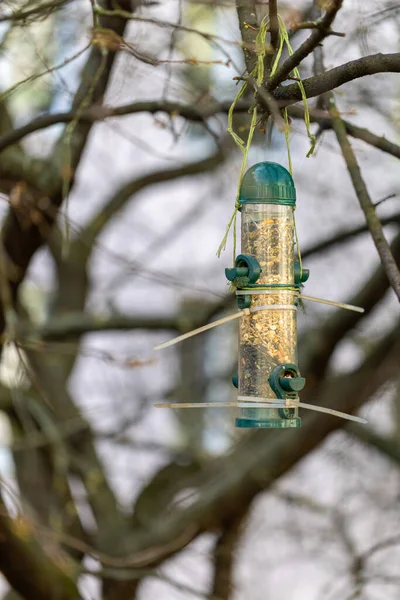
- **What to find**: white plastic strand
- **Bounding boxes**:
[154,401,367,424]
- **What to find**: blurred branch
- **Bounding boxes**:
[61,324,400,569]
[21,292,234,341]
[290,20,345,37]
[273,52,400,103]
[79,149,225,250]
[0,0,132,353]
[374,193,397,207]
[329,96,400,302]
[3,100,400,164]
[0,493,81,600]
[358,533,400,562]
[288,105,400,160]
[263,0,278,74]
[301,232,400,379]
[85,567,212,599]
[25,351,128,548]
[211,515,244,600]
[93,5,242,49]
[47,2,130,193]
[31,312,179,339]
[0,384,12,411]
[0,44,90,108]
[19,337,131,594]
[0,0,71,23]
[347,422,400,465]
[0,96,46,192]
[0,102,221,152]
[303,213,400,259]
[8,401,86,560]
[266,0,343,91]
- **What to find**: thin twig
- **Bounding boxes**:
[273,52,400,103]
[329,97,400,302]
[290,21,345,37]
[266,0,343,91]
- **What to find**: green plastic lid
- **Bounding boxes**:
[239,162,296,206]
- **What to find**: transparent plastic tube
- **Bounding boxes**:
[237,204,299,427]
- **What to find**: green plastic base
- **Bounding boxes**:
[235,417,302,429]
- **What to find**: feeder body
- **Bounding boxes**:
[235,162,302,428]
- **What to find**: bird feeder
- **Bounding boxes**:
[225,162,308,428]
[154,162,366,428]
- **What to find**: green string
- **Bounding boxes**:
[219,15,314,281]
[278,16,316,157]
[270,21,285,75]
[218,15,271,262]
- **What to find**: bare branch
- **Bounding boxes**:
[0,0,132,349]
[329,97,400,302]
[211,515,244,600]
[347,423,400,466]
[290,21,345,37]
[3,98,400,164]
[288,105,400,159]
[273,52,400,103]
[0,100,240,153]
[20,291,234,342]
[79,149,225,250]
[0,0,71,23]
[235,0,259,73]
[67,325,400,569]
[303,214,400,259]
[29,312,179,339]
[0,493,81,600]
[268,0,279,53]
[266,0,343,91]
[301,232,400,379]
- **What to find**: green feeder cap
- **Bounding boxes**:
[239,162,296,206]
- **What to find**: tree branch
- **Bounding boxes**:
[266,0,343,91]
[268,0,279,53]
[30,312,179,340]
[3,96,400,164]
[73,324,400,569]
[235,0,258,73]
[0,101,225,153]
[0,0,71,23]
[211,515,244,600]
[0,0,132,351]
[79,149,225,250]
[20,290,234,342]
[303,214,400,259]
[0,493,81,600]
[347,423,400,465]
[301,232,400,379]
[288,105,400,160]
[329,96,400,302]
[273,52,400,103]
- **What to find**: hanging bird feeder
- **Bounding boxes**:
[155,162,366,428]
[226,162,307,429]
